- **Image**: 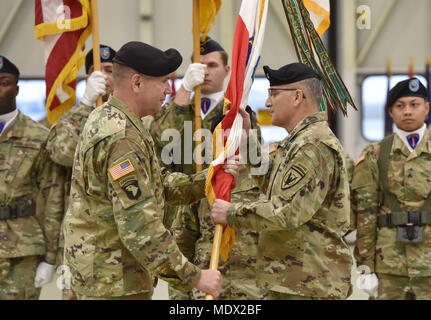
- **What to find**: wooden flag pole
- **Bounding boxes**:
[205,223,224,300]
[193,0,202,172]
[90,0,102,107]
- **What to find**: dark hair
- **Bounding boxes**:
[190,51,229,66]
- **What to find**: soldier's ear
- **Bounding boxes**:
[130,73,142,92]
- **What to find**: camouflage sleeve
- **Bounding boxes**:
[227,144,334,232]
[105,138,201,290]
[36,147,66,265]
[162,168,207,205]
[352,149,379,272]
[46,112,82,167]
[246,132,272,194]
[171,202,200,261]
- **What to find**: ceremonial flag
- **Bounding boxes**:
[303,0,330,36]
[35,0,92,123]
[408,57,414,78]
[199,0,221,41]
[282,0,357,114]
[205,0,268,262]
[384,57,393,136]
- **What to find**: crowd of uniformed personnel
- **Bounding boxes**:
[1,36,431,300]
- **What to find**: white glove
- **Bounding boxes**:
[182,63,206,92]
[81,70,107,106]
[357,273,379,298]
[34,262,55,288]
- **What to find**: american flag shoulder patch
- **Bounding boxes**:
[355,153,366,166]
[109,159,135,181]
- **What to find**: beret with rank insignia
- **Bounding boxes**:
[263,63,321,87]
[386,77,428,109]
[85,44,116,74]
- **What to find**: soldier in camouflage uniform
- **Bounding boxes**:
[63,41,242,299]
[0,56,64,299]
[46,45,116,299]
[150,37,267,300]
[353,78,431,300]
[212,63,353,300]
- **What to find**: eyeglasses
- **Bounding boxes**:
[267,88,306,99]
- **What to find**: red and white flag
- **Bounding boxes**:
[35,0,92,123]
[205,0,268,261]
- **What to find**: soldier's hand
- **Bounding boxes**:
[34,262,55,288]
[357,272,379,298]
[211,199,231,225]
[81,71,107,106]
[238,106,252,133]
[195,269,222,298]
[223,155,245,182]
[182,63,206,92]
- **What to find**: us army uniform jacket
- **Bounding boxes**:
[353,130,431,277]
[226,112,353,299]
[0,111,64,265]
[64,96,208,297]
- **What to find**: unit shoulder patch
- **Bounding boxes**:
[121,180,141,200]
[282,164,308,190]
[355,153,366,166]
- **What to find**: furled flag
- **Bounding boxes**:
[35,0,92,123]
[199,0,221,41]
[282,0,357,114]
[205,0,268,262]
[303,0,330,36]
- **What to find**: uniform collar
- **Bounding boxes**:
[279,111,327,148]
[392,128,431,157]
[107,95,147,134]
[201,91,225,119]
[395,124,426,152]
[0,110,23,141]
[0,108,18,137]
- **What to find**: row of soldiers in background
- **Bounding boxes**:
[1,36,430,300]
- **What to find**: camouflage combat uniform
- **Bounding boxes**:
[353,131,431,300]
[64,96,208,299]
[0,111,64,299]
[151,100,267,300]
[226,112,353,299]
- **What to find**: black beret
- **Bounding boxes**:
[386,77,428,108]
[85,44,116,74]
[113,41,182,77]
[200,36,225,55]
[263,63,321,87]
[0,55,20,78]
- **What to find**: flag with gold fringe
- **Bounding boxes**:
[199,0,221,41]
[303,0,330,36]
[205,0,268,262]
[35,0,92,123]
[282,0,357,114]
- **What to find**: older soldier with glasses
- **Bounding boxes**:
[211,62,353,300]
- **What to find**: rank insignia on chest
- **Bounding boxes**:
[122,181,141,200]
[201,97,211,114]
[282,164,307,190]
[109,159,135,181]
[407,133,419,149]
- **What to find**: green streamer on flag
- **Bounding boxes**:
[282,0,357,115]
